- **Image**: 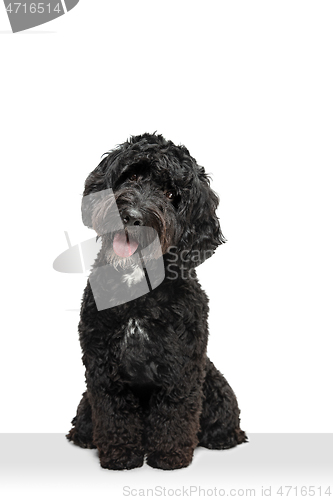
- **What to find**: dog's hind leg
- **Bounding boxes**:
[198,358,247,449]
[66,391,96,449]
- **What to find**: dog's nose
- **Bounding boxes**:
[121,209,144,226]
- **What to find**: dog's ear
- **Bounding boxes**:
[81,148,124,228]
[178,169,226,268]
[81,156,109,228]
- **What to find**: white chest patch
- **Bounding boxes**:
[125,318,149,343]
[122,265,145,287]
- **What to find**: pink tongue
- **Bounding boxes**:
[113,231,139,258]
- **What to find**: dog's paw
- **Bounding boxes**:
[99,449,144,470]
[199,428,248,450]
[146,449,194,470]
[66,427,96,449]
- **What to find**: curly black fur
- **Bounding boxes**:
[67,133,247,470]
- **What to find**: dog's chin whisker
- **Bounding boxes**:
[105,248,162,270]
[122,265,145,287]
[106,253,137,270]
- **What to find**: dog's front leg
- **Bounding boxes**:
[88,387,145,470]
[145,388,202,470]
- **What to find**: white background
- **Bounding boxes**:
[0,1,332,434]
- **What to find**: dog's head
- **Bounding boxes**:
[82,133,225,270]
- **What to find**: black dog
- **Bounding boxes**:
[67,133,247,470]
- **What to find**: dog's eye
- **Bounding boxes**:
[165,190,175,200]
[129,173,138,181]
